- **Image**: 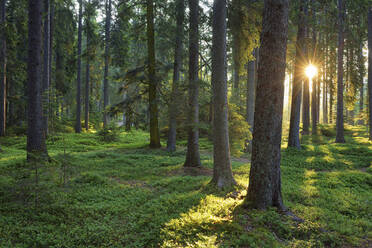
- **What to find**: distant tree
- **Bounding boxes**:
[147,0,161,148]
[335,0,345,143]
[211,0,236,188]
[368,7,372,140]
[288,0,306,149]
[27,0,48,160]
[302,0,310,135]
[75,0,82,133]
[0,0,6,137]
[184,0,201,166]
[103,0,111,128]
[311,0,317,135]
[244,0,289,210]
[167,0,185,152]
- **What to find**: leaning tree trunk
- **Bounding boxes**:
[211,0,236,188]
[103,0,111,128]
[75,0,82,133]
[0,0,6,137]
[167,0,184,152]
[244,0,289,210]
[27,0,48,160]
[288,0,306,149]
[147,0,161,148]
[335,0,345,143]
[184,0,201,166]
[368,7,372,140]
[42,0,50,137]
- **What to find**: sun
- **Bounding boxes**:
[305,64,317,79]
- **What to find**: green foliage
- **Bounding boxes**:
[228,104,252,157]
[97,125,120,142]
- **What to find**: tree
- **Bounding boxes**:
[103,0,111,128]
[42,0,50,136]
[246,49,256,132]
[244,0,289,210]
[211,0,236,188]
[147,0,161,148]
[311,0,317,135]
[368,7,372,140]
[167,0,185,152]
[0,0,6,137]
[184,0,201,166]
[288,0,306,149]
[75,0,82,133]
[85,0,91,131]
[335,0,345,143]
[27,0,48,160]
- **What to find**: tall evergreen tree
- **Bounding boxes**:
[368,7,372,140]
[75,0,82,133]
[0,0,6,137]
[103,0,111,128]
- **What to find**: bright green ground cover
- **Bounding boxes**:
[0,125,371,247]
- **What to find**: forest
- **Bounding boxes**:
[0,0,371,247]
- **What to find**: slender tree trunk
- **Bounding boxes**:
[358,45,364,125]
[27,0,48,160]
[302,0,310,135]
[85,0,90,131]
[311,22,317,135]
[288,0,305,148]
[75,0,82,133]
[323,38,328,124]
[244,0,289,210]
[0,0,6,137]
[232,46,240,103]
[49,0,54,127]
[42,0,50,136]
[147,0,161,148]
[211,0,236,188]
[368,7,372,140]
[103,0,111,128]
[184,0,201,166]
[167,0,184,152]
[336,0,345,143]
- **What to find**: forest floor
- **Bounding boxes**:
[0,125,371,247]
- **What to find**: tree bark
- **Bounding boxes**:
[85,8,90,131]
[211,0,236,188]
[368,7,372,140]
[335,0,345,143]
[244,0,289,210]
[75,0,82,133]
[358,45,364,125]
[42,0,50,136]
[0,0,6,137]
[167,0,184,152]
[246,49,256,131]
[288,0,306,149]
[103,0,111,128]
[311,20,317,135]
[302,0,310,135]
[184,0,201,166]
[27,0,48,160]
[147,0,161,148]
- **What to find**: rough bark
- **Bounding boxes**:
[75,0,82,133]
[27,0,48,160]
[85,8,90,131]
[42,0,50,136]
[368,7,372,140]
[147,0,161,148]
[0,0,6,136]
[103,0,111,128]
[246,49,256,130]
[244,0,289,210]
[288,0,306,149]
[335,0,345,143]
[184,0,201,166]
[167,0,184,152]
[211,0,236,188]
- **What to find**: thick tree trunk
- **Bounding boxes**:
[368,7,372,140]
[244,0,289,210]
[103,0,111,128]
[0,0,6,137]
[27,0,48,160]
[147,0,161,148]
[75,0,82,133]
[184,0,201,166]
[42,0,50,136]
[167,0,184,152]
[288,0,306,148]
[335,0,345,143]
[246,50,256,130]
[211,0,236,188]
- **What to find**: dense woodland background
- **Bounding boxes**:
[0,0,371,247]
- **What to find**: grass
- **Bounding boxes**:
[0,125,371,247]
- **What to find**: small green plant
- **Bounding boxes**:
[97,125,120,142]
[228,104,252,157]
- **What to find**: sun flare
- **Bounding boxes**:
[305,64,317,79]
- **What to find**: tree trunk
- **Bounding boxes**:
[42,0,50,137]
[147,0,161,148]
[358,45,364,125]
[27,0,48,160]
[0,0,6,137]
[311,20,317,135]
[184,0,201,166]
[103,0,111,128]
[368,7,372,140]
[288,0,306,148]
[167,0,184,152]
[75,0,82,133]
[335,0,345,143]
[211,0,236,188]
[246,49,256,130]
[302,0,310,135]
[323,38,328,124]
[244,0,289,210]
[85,0,90,131]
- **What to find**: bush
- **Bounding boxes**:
[228,104,252,157]
[97,125,120,142]
[320,125,335,137]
